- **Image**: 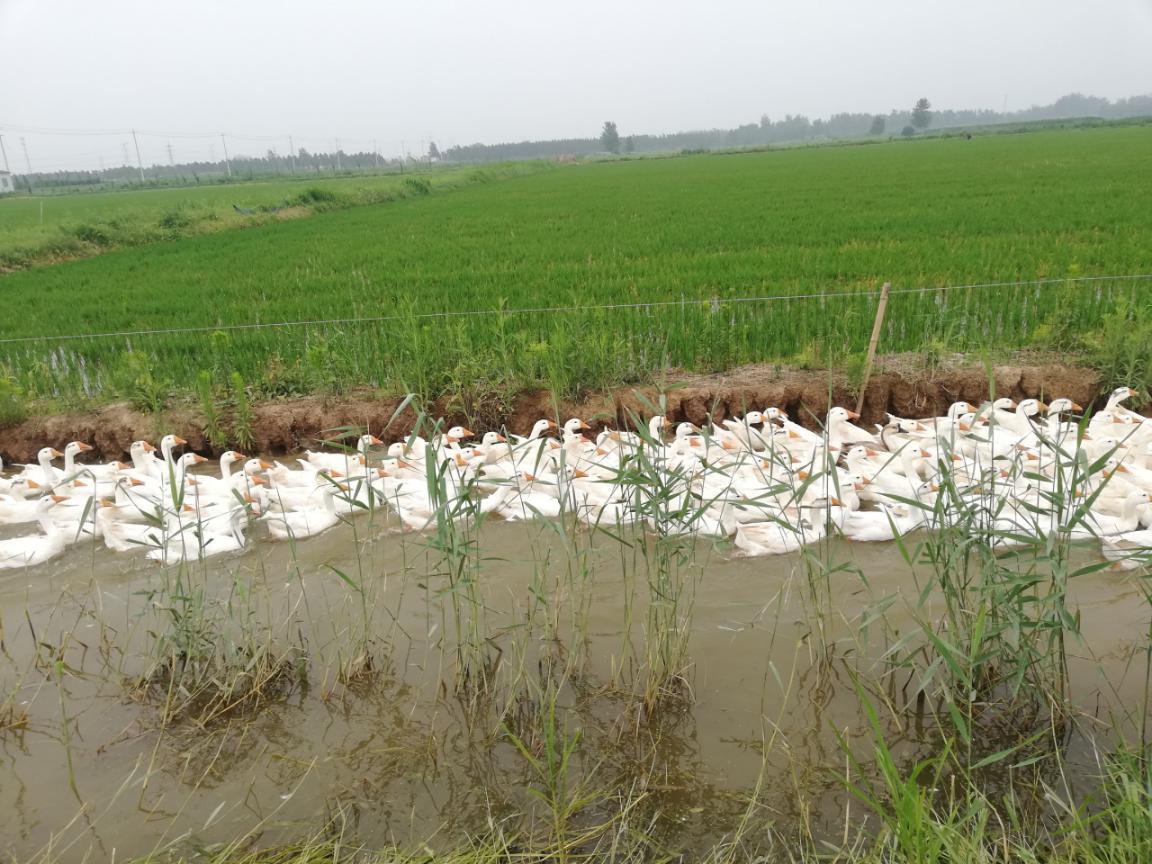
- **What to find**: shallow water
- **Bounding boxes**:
[0,499,1148,861]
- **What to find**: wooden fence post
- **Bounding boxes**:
[856,281,891,415]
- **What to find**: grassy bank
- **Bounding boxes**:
[0,162,552,271]
[1,126,1151,417]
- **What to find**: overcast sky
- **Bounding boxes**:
[1,0,1149,171]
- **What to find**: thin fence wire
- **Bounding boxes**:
[2,273,1150,347]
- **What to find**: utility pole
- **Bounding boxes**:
[220,133,232,178]
[20,137,33,192]
[130,129,145,183]
[0,134,10,173]
[288,135,296,175]
[334,139,342,172]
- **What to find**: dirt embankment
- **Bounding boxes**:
[0,360,1110,463]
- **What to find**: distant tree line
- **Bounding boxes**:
[447,92,1152,161]
[15,92,1152,189]
[19,147,427,190]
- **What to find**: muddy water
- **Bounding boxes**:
[0,506,1148,861]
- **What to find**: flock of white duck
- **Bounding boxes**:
[1,386,1150,571]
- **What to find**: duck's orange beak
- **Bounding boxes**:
[369,435,383,445]
[77,442,93,452]
[846,411,860,420]
[174,436,188,445]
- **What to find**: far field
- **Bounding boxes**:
[2,125,1151,414]
[0,163,546,269]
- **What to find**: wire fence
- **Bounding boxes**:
[0,273,1147,407]
[1,273,1149,346]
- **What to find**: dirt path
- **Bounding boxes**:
[0,359,1108,462]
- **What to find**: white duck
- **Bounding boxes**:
[262,484,344,540]
[305,433,382,472]
[0,499,70,569]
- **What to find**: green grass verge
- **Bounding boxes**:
[1,126,1151,413]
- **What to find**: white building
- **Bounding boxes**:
[0,171,14,194]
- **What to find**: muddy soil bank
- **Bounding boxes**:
[0,360,1113,462]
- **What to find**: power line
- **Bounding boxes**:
[0,273,1148,348]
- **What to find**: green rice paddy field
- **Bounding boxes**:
[2,125,1151,411]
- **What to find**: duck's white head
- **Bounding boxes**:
[992,397,1017,411]
[763,407,788,423]
[444,425,474,444]
[1017,399,1046,417]
[742,411,767,426]
[529,418,557,438]
[243,457,269,476]
[563,418,591,434]
[1047,398,1083,415]
[481,431,507,446]
[160,434,188,454]
[1111,386,1138,405]
[674,422,698,440]
[359,433,383,450]
[65,441,93,458]
[827,407,860,424]
[38,446,64,463]
[131,440,156,457]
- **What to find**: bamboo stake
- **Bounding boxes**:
[856,282,891,415]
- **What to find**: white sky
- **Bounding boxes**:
[1,0,1149,171]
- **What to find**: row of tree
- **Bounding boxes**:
[14,92,1152,188]
[450,92,1152,161]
